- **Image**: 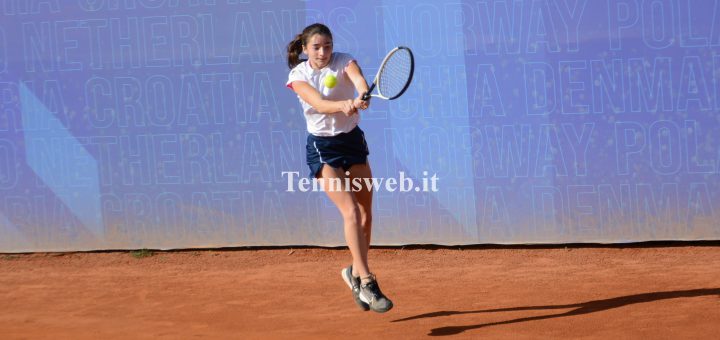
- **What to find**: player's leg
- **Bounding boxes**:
[317,164,371,278]
[346,162,392,313]
[348,162,373,276]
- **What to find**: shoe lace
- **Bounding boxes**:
[361,279,381,298]
[360,273,376,283]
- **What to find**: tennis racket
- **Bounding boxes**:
[361,46,414,101]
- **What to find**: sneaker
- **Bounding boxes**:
[341,265,369,311]
[358,275,393,313]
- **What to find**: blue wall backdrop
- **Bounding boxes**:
[1,0,719,252]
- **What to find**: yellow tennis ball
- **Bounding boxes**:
[324,74,337,88]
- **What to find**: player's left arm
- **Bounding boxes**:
[345,60,370,110]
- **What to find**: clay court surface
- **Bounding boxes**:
[1,244,719,339]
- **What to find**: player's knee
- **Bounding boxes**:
[360,211,372,229]
[341,205,361,225]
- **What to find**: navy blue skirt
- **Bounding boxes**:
[306,126,369,178]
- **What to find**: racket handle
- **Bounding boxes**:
[361,83,376,101]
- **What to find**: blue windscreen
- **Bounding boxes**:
[0,0,718,251]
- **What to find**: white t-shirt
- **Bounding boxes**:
[286,52,359,137]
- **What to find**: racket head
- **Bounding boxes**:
[373,46,414,100]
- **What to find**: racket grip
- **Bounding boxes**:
[361,83,376,101]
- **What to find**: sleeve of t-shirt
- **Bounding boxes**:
[340,53,357,68]
[286,66,307,90]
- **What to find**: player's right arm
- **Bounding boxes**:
[291,81,357,116]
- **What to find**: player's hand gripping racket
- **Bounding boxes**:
[361,46,414,101]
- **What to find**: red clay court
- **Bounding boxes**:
[1,243,719,339]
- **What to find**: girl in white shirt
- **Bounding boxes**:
[286,23,393,313]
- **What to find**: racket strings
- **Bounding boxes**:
[377,49,412,98]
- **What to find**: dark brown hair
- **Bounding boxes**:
[287,23,333,69]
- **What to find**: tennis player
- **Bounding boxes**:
[286,23,393,313]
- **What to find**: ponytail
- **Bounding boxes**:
[286,23,333,69]
[286,33,304,69]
